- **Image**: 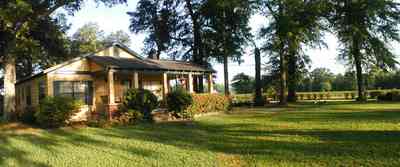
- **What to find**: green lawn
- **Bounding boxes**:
[1,102,400,167]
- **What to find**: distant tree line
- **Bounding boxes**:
[232,68,400,94]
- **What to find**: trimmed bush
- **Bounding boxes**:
[318,93,324,100]
[35,96,83,128]
[378,91,400,101]
[185,94,231,117]
[369,91,382,99]
[123,88,159,118]
[344,93,351,99]
[350,93,356,99]
[306,94,313,100]
[166,88,193,117]
[298,94,304,100]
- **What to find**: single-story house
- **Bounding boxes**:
[15,43,215,121]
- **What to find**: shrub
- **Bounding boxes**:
[350,93,356,99]
[344,93,351,99]
[306,94,313,100]
[369,91,382,99]
[312,94,318,100]
[123,88,159,118]
[378,91,400,101]
[113,109,143,125]
[326,93,331,100]
[298,94,304,100]
[17,106,37,125]
[35,96,83,128]
[166,88,193,116]
[318,93,324,100]
[185,94,230,117]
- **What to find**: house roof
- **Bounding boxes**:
[16,43,214,84]
[88,55,214,72]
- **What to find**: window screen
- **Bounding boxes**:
[38,80,46,102]
[53,81,93,105]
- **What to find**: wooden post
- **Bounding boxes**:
[108,69,115,105]
[107,69,116,120]
[162,73,169,99]
[208,73,214,93]
[132,72,139,89]
[188,73,194,93]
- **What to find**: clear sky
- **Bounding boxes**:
[63,0,400,84]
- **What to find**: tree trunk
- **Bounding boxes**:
[253,47,264,106]
[279,47,288,105]
[287,53,297,102]
[3,56,16,121]
[184,0,204,93]
[224,54,230,96]
[353,50,366,101]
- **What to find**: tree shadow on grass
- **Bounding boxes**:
[0,123,154,167]
[97,120,400,165]
[274,110,400,123]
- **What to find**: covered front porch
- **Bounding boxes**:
[93,69,214,117]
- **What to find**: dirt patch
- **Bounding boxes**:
[0,122,41,135]
[217,153,246,167]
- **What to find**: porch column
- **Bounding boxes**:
[107,69,117,120]
[162,73,169,98]
[208,73,214,93]
[132,72,139,89]
[108,69,115,104]
[188,73,194,93]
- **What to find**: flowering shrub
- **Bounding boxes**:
[185,94,231,116]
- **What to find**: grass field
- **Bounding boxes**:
[1,102,400,167]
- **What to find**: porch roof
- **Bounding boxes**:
[87,55,215,73]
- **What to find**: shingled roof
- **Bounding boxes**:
[88,55,214,73]
[16,43,214,84]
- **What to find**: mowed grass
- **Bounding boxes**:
[1,102,400,167]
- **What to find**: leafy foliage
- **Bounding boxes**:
[113,109,143,125]
[71,22,131,55]
[122,88,159,118]
[328,0,400,101]
[166,88,193,115]
[185,94,230,116]
[35,96,83,128]
[231,73,255,94]
[260,0,328,104]
[377,90,400,101]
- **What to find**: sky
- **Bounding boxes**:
[63,0,400,84]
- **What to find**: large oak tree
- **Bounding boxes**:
[0,0,126,121]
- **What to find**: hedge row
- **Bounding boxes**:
[232,89,399,103]
[185,94,231,116]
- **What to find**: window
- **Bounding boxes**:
[26,86,31,106]
[38,80,46,102]
[53,81,93,105]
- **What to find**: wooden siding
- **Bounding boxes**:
[96,46,136,59]
[15,76,46,112]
